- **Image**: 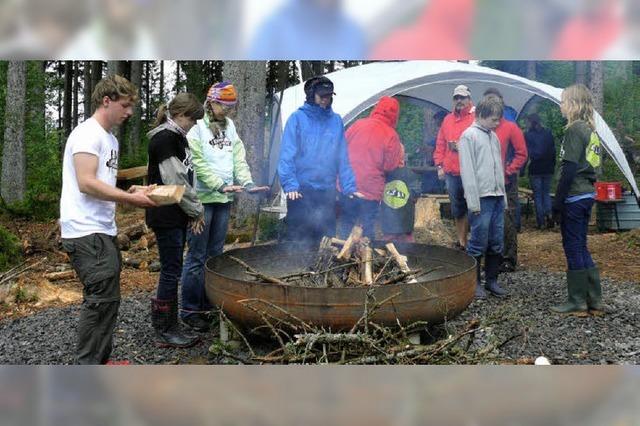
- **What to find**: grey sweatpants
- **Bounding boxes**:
[62,233,121,365]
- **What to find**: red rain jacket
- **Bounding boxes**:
[433,104,475,176]
[495,118,528,177]
[345,96,404,201]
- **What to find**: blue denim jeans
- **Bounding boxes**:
[338,194,380,240]
[560,197,595,271]
[153,227,186,301]
[466,196,505,258]
[445,174,468,219]
[180,202,231,319]
[530,174,553,227]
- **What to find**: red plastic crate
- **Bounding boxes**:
[595,181,622,201]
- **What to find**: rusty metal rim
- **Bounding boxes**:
[205,259,476,290]
[207,278,472,307]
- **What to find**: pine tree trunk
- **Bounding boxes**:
[83,61,92,120]
[589,61,604,114]
[223,61,268,226]
[183,60,206,101]
[57,62,63,133]
[72,62,79,128]
[574,61,589,85]
[107,61,118,76]
[300,61,324,81]
[175,61,181,94]
[144,61,150,122]
[90,61,103,90]
[62,61,73,140]
[129,61,143,158]
[1,61,27,205]
[159,61,165,101]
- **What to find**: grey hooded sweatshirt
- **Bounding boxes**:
[458,123,507,213]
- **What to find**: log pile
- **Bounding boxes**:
[233,226,428,288]
[117,222,158,271]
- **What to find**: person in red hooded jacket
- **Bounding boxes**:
[433,85,476,250]
[339,96,404,240]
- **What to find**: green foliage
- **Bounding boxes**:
[14,284,38,304]
[257,213,282,241]
[0,224,22,272]
[23,62,61,219]
[396,99,425,163]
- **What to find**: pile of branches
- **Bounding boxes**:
[215,291,520,365]
[230,226,436,288]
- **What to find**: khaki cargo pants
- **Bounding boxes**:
[62,233,121,365]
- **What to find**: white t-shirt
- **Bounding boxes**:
[60,117,119,238]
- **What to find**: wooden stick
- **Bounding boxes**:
[44,270,76,281]
[0,258,46,286]
[374,248,387,257]
[228,255,289,286]
[330,238,346,246]
[361,243,373,285]
[337,226,362,260]
[385,243,410,272]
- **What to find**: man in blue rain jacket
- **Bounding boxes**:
[278,76,361,246]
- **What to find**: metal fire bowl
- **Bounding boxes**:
[205,242,476,331]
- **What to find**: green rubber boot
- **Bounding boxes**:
[550,270,589,316]
[586,267,604,314]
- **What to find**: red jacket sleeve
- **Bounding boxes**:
[433,126,446,167]
[382,133,403,172]
[505,123,528,176]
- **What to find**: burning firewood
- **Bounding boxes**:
[385,243,417,283]
[337,226,363,260]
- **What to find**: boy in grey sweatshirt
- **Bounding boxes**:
[458,97,508,299]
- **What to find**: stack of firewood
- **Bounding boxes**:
[232,226,426,288]
[116,222,159,271]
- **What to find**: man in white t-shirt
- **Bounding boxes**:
[60,74,156,365]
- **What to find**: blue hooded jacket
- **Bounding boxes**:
[278,102,357,194]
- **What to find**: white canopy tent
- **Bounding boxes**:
[268,60,639,203]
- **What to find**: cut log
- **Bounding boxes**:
[148,185,185,205]
[361,242,373,285]
[337,226,363,260]
[374,248,387,257]
[117,165,148,181]
[123,257,148,270]
[385,242,417,283]
[44,270,76,281]
[330,238,346,246]
[116,233,131,251]
[120,222,148,241]
[131,232,157,252]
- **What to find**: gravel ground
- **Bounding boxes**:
[0,270,638,365]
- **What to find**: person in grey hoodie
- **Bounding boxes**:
[458,97,508,299]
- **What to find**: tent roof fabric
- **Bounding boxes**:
[271,60,638,201]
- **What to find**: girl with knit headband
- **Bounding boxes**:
[180,81,267,332]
